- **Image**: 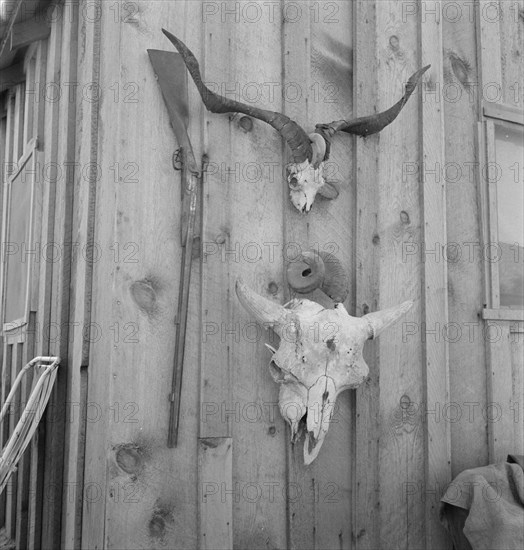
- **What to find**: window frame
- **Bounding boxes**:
[480,101,524,321]
[1,137,39,333]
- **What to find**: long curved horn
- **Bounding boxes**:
[363,300,413,339]
[162,29,313,164]
[315,65,430,140]
[236,279,292,336]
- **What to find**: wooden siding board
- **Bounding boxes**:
[499,0,524,109]
[40,0,79,547]
[486,322,515,462]
[199,437,233,550]
[282,1,355,548]
[354,0,380,547]
[83,2,201,549]
[79,0,106,546]
[62,0,100,543]
[509,323,524,457]
[419,4,451,548]
[28,36,50,550]
[33,5,63,548]
[355,2,426,548]
[201,5,287,548]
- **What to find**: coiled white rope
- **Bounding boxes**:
[0,356,60,494]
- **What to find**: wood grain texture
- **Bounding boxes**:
[442,0,491,478]
[199,437,233,549]
[509,323,524,457]
[419,4,451,548]
[355,1,426,548]
[40,0,78,547]
[61,0,100,542]
[201,3,287,547]
[354,1,381,546]
[486,322,515,462]
[84,2,200,548]
[0,0,513,547]
[499,0,524,109]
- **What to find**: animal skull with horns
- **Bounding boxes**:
[162,29,430,212]
[236,279,413,464]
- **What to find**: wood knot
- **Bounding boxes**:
[400,211,410,224]
[115,444,143,474]
[130,278,160,316]
[389,35,400,51]
[149,514,166,538]
[400,394,411,409]
[268,281,279,295]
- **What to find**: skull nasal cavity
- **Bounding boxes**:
[326,337,336,351]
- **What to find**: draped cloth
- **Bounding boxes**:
[440,455,524,550]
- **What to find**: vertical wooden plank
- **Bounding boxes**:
[200,2,287,548]
[31,5,63,548]
[198,3,234,547]
[83,2,201,549]
[486,322,514,462]
[443,0,489,476]
[355,1,425,548]
[499,0,524,109]
[62,0,99,543]
[510,323,524,456]
[199,438,233,549]
[79,0,114,545]
[27,38,49,550]
[282,2,355,548]
[477,0,502,99]
[354,0,381,546]
[419,3,451,548]
[40,0,79,546]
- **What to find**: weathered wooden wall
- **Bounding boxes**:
[1,1,522,549]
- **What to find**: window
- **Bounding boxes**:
[2,138,38,329]
[494,122,524,307]
[1,45,41,334]
[481,103,524,312]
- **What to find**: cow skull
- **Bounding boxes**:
[236,279,413,464]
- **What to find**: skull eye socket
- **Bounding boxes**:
[289,176,300,190]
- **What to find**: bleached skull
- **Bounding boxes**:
[287,160,326,213]
[236,279,413,464]
[287,133,329,213]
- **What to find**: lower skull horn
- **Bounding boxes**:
[236,278,413,464]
